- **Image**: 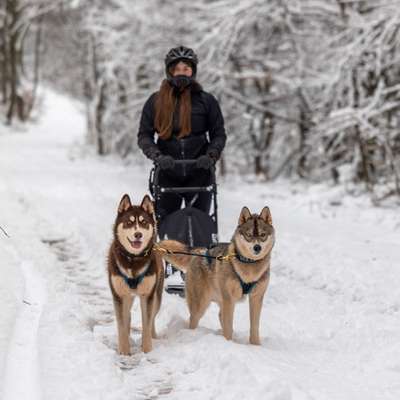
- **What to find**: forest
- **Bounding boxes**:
[1,0,400,201]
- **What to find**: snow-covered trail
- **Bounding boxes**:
[1,91,399,400]
[2,260,46,400]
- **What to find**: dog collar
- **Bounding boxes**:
[117,243,153,262]
[116,263,150,290]
[234,249,259,264]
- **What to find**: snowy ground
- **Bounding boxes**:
[1,91,399,400]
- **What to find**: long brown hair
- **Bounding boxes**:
[154,79,192,140]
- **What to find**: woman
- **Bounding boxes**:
[138,46,226,224]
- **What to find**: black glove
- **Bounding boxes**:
[148,148,161,161]
[156,155,175,170]
[196,154,214,170]
[208,149,219,162]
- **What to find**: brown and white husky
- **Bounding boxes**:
[159,206,275,345]
[107,194,164,354]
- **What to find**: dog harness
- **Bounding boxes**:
[203,248,261,295]
[233,250,269,295]
[113,242,154,289]
[155,244,266,295]
[116,263,151,289]
[231,267,259,295]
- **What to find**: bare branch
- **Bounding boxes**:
[0,226,10,238]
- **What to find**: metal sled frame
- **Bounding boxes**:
[149,160,219,295]
[149,159,219,243]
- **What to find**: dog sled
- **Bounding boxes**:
[149,159,219,295]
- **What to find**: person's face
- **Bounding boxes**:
[172,61,193,77]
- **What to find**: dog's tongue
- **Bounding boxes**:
[131,240,142,249]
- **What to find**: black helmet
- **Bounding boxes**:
[165,46,198,78]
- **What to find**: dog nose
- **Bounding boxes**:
[253,244,261,254]
[134,232,143,239]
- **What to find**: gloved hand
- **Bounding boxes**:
[156,155,175,170]
[148,148,161,161]
[196,154,214,170]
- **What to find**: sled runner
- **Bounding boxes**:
[149,159,219,295]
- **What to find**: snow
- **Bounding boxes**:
[1,90,400,399]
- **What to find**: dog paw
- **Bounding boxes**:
[223,333,233,341]
[142,347,152,353]
[119,351,132,356]
[249,337,261,345]
[118,347,131,356]
[142,342,153,353]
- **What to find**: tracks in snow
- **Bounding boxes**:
[2,261,46,400]
[41,235,114,336]
[42,232,175,399]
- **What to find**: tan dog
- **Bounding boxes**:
[158,206,274,345]
[108,194,164,354]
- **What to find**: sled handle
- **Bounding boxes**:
[160,185,214,193]
[151,159,217,186]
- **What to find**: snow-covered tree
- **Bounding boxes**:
[5,0,395,200]
[0,0,72,124]
[68,0,396,198]
[305,1,400,198]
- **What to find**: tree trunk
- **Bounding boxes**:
[1,15,8,104]
[27,16,43,118]
[297,90,312,178]
[5,0,24,124]
[355,126,373,191]
[6,29,17,124]
[95,82,107,155]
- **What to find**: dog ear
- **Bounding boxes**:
[238,206,252,225]
[259,206,272,225]
[141,195,154,215]
[118,194,132,214]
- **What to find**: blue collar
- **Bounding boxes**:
[116,264,150,289]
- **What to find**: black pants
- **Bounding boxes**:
[156,169,212,225]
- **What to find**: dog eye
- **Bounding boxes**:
[240,231,251,240]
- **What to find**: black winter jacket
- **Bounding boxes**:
[137,84,227,163]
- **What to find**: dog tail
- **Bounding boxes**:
[157,240,201,273]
